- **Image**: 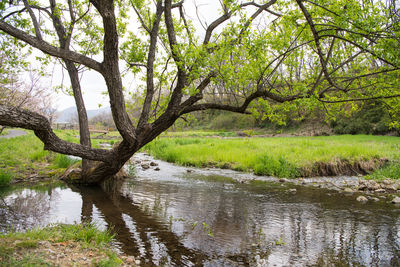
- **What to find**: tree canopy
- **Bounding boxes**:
[0,0,399,183]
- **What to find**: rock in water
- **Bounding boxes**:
[356,196,368,202]
[141,164,150,169]
[391,196,400,204]
[343,188,354,193]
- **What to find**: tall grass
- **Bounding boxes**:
[0,169,13,187]
[145,135,400,178]
[53,154,80,168]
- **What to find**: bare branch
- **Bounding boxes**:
[0,20,103,72]
[137,0,163,129]
[22,0,43,40]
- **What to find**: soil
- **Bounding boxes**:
[1,238,138,266]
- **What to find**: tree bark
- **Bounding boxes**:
[49,0,93,174]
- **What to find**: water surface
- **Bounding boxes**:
[1,157,399,266]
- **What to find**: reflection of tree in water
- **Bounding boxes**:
[75,181,207,267]
[0,188,60,232]
[96,179,400,266]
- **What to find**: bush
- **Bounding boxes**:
[208,112,256,130]
[0,169,13,187]
[331,101,391,135]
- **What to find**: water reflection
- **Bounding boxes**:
[1,175,400,266]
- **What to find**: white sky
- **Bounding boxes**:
[42,1,232,111]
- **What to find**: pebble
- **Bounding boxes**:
[391,196,400,204]
[374,189,386,193]
[126,256,135,264]
[141,164,150,169]
[155,167,160,171]
[150,162,158,166]
[343,188,354,193]
[356,196,368,202]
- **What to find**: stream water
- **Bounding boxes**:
[1,154,400,266]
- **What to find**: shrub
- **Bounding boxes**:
[331,101,391,135]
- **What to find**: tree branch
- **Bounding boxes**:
[22,0,43,40]
[0,20,103,72]
[137,0,163,129]
[0,105,113,163]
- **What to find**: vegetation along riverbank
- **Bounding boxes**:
[145,134,400,180]
[0,223,136,266]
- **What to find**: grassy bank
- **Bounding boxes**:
[0,131,81,186]
[145,135,400,179]
[0,223,129,266]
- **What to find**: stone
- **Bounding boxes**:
[154,167,160,171]
[288,189,297,193]
[150,161,158,166]
[279,178,287,183]
[368,181,381,191]
[383,179,394,185]
[126,256,135,264]
[135,260,141,265]
[356,196,368,202]
[374,189,386,193]
[141,164,150,169]
[391,196,400,204]
[357,184,368,191]
[371,197,380,202]
[186,169,194,173]
[343,188,354,193]
[384,185,398,193]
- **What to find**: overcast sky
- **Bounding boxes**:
[42,0,223,111]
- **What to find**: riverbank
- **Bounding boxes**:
[132,152,400,204]
[144,135,400,179]
[0,223,137,266]
[0,131,83,186]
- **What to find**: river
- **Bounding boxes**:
[0,154,399,266]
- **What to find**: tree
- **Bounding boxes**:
[0,0,399,184]
[0,49,56,133]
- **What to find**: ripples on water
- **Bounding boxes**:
[1,157,400,266]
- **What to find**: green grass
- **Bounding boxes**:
[0,169,13,187]
[0,223,122,267]
[0,129,119,184]
[145,135,400,178]
[161,130,238,138]
[0,129,9,136]
[367,163,400,180]
[53,154,80,168]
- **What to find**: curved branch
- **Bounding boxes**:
[318,94,400,103]
[180,89,301,115]
[203,0,277,45]
[0,105,113,163]
[0,20,103,72]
